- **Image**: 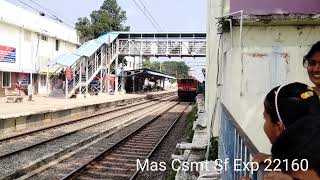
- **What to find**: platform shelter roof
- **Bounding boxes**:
[124,68,176,80]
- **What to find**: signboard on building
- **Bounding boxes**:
[0,45,16,63]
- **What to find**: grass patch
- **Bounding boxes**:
[165,161,177,180]
[186,103,197,143]
[164,104,199,180]
[208,136,219,161]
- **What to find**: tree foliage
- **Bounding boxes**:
[75,0,130,43]
[143,60,190,79]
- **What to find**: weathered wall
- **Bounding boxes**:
[217,25,320,152]
[206,0,223,136]
[230,0,320,15]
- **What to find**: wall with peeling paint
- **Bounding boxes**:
[216,25,320,152]
[205,0,222,136]
[230,0,320,15]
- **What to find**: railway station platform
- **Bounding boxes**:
[0,90,176,138]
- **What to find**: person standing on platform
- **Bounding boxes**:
[15,81,21,96]
[28,83,33,101]
[303,41,320,95]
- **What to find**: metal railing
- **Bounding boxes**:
[118,39,206,57]
[219,103,264,180]
[65,46,105,98]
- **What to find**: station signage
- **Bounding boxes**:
[0,45,16,63]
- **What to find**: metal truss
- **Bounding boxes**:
[51,32,206,98]
[117,32,206,57]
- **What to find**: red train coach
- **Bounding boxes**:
[177,78,199,100]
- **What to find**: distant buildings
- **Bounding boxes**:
[0,0,79,96]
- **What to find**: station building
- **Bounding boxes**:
[0,0,79,96]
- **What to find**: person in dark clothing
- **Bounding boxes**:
[272,115,320,180]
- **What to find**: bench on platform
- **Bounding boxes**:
[5,89,23,103]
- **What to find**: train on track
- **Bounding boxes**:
[177,78,203,100]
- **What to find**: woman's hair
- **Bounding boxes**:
[303,41,320,67]
[271,115,320,175]
[264,82,320,127]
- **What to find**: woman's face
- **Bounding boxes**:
[307,51,320,88]
[263,110,283,144]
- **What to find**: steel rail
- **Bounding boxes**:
[60,101,182,180]
[130,102,190,179]
[0,95,176,160]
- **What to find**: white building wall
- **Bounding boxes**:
[124,56,141,71]
[205,0,223,138]
[0,0,78,96]
[207,19,320,153]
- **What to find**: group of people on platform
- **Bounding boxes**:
[240,42,320,180]
[14,81,33,101]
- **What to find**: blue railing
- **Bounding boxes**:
[219,103,263,180]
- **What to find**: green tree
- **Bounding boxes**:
[143,60,190,78]
[162,61,190,78]
[75,0,130,43]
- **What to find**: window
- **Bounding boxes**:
[55,39,60,51]
[2,72,11,88]
[41,35,48,41]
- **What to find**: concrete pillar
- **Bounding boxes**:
[46,64,49,97]
[79,61,82,95]
[85,59,88,94]
[133,76,135,93]
[65,74,68,98]
[115,56,119,94]
[121,58,125,93]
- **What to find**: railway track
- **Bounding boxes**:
[0,94,177,179]
[0,94,174,159]
[61,102,189,180]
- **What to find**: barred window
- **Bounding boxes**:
[2,72,11,88]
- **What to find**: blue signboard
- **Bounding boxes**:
[0,45,16,63]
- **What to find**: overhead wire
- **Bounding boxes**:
[9,0,74,28]
[131,0,161,32]
[136,0,162,31]
[26,0,75,27]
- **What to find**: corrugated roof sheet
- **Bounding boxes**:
[52,53,81,67]
[74,39,102,57]
[96,32,119,44]
[146,70,176,79]
[51,32,119,67]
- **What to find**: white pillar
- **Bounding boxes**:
[121,58,125,93]
[115,55,119,94]
[65,73,68,98]
[86,59,88,94]
[133,76,135,93]
[46,64,49,97]
[79,61,82,95]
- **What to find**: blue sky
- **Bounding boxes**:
[8,0,207,80]
[25,0,207,32]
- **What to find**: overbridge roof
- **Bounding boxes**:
[124,68,176,80]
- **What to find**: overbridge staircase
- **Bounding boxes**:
[65,48,104,98]
[49,32,206,98]
[49,32,119,98]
